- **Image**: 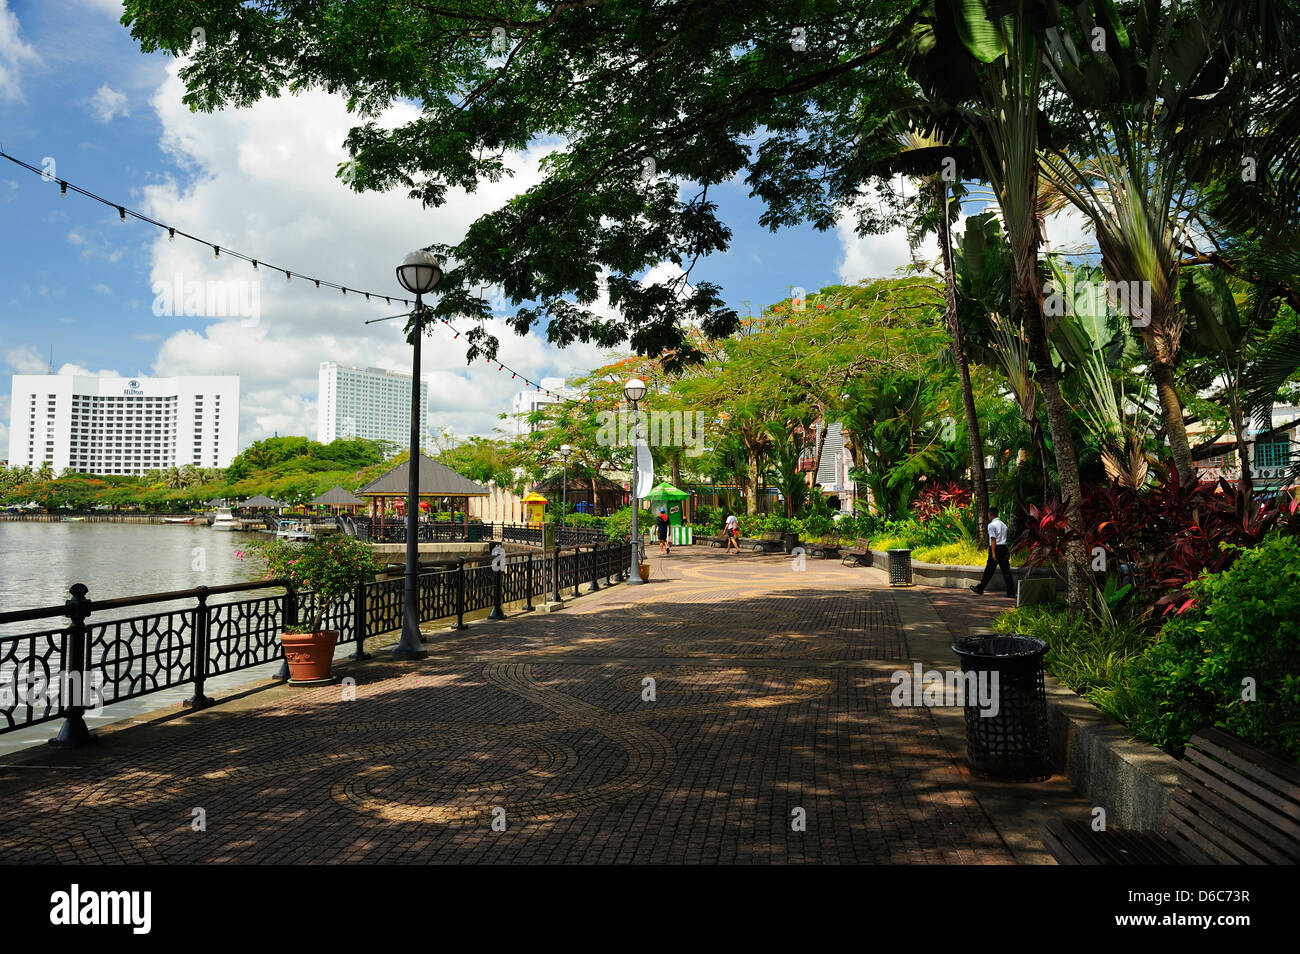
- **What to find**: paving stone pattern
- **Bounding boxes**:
[0,548,1014,864]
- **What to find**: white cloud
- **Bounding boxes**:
[5,344,46,373]
[88,84,129,123]
[138,61,607,449]
[0,0,39,102]
[91,283,112,295]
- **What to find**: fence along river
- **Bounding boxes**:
[0,521,618,754]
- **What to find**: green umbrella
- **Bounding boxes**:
[644,481,689,501]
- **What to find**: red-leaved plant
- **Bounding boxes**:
[910,481,973,522]
[1014,469,1300,616]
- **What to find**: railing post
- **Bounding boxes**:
[50,583,94,747]
[451,557,467,630]
[488,546,505,620]
[524,552,535,612]
[275,582,297,681]
[552,544,562,603]
[604,542,613,585]
[184,585,214,709]
[353,579,370,660]
[588,544,600,592]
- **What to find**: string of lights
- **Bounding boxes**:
[0,147,602,406]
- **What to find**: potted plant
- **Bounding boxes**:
[241,534,379,685]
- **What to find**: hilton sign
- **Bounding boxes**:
[122,379,144,396]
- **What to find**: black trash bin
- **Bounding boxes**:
[887,548,913,586]
[783,531,799,554]
[951,635,1052,781]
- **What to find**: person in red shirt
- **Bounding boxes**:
[656,507,671,555]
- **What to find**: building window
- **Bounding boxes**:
[1254,439,1291,470]
[1194,444,1236,470]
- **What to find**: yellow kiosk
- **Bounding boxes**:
[522,492,548,525]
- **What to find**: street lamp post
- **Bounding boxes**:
[624,378,646,584]
[392,249,442,660]
[559,444,571,529]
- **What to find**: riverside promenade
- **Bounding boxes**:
[0,547,1089,864]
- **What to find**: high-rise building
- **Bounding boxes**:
[7,374,239,475]
[317,362,429,453]
[508,377,570,436]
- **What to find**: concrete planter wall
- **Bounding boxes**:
[867,549,1065,592]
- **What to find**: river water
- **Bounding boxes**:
[0,522,294,756]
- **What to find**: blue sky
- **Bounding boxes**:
[0,0,1091,455]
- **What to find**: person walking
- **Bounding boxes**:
[656,507,671,555]
[970,507,1016,598]
[724,511,740,552]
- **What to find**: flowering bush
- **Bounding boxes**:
[242,534,379,634]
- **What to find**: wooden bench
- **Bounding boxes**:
[752,530,783,552]
[840,537,872,566]
[805,535,842,559]
[1043,728,1300,865]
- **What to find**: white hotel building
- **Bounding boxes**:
[7,374,239,475]
[317,362,428,452]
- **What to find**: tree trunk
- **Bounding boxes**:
[745,450,761,515]
[1153,360,1195,486]
[1022,285,1089,610]
[1228,391,1252,498]
[937,181,988,540]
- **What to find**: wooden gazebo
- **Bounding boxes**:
[308,485,366,515]
[532,473,627,517]
[356,453,489,538]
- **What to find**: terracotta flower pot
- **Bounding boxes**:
[638,562,652,581]
[280,630,339,685]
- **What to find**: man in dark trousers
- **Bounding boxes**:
[970,508,1016,599]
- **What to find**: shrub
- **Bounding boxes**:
[694,505,722,531]
[602,505,635,541]
[802,512,834,539]
[1125,533,1300,760]
[241,534,379,633]
[911,541,1024,567]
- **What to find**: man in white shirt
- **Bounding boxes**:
[724,512,740,552]
[970,508,1017,598]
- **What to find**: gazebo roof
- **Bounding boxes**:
[356,453,489,497]
[308,485,365,507]
[242,494,286,508]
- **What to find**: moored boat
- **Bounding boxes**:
[211,507,238,531]
[163,517,195,525]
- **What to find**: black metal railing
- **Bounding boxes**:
[0,543,624,742]
[497,523,608,546]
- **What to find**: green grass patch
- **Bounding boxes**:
[911,541,1026,567]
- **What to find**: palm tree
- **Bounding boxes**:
[911,1,1091,605]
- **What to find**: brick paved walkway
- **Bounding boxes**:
[0,548,1017,864]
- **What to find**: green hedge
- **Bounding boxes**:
[1126,533,1300,760]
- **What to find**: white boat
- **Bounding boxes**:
[211,507,238,531]
[163,516,195,525]
[275,520,313,542]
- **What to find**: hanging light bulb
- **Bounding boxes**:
[314,280,321,289]
[59,181,68,196]
[341,287,347,295]
[214,246,220,258]
[117,206,126,223]
[285,270,292,282]
[251,260,259,271]
[167,228,175,243]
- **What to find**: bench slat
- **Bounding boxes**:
[1196,729,1300,799]
[1167,780,1296,865]
[1165,799,1272,865]
[1187,732,1300,809]
[1045,820,1188,865]
[1174,758,1300,855]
